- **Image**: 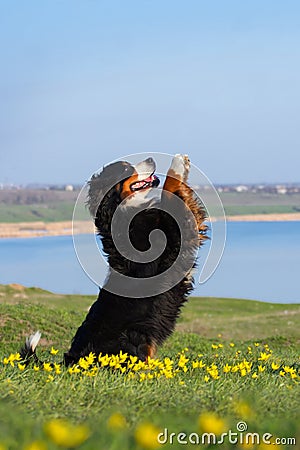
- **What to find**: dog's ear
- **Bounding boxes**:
[87,162,134,234]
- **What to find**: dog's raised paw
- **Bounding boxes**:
[169,154,190,182]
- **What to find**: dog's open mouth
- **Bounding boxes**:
[130,174,160,192]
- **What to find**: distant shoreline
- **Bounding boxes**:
[1,213,300,239]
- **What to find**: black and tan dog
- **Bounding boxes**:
[21,154,206,365]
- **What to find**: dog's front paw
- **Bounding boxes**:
[169,154,190,182]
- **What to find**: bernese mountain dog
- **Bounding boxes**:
[21,154,207,365]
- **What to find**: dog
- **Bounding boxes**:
[21,154,207,365]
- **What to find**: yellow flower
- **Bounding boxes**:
[68,365,81,375]
[99,354,111,367]
[178,354,189,367]
[279,370,285,377]
[258,365,265,373]
[139,373,147,382]
[50,347,59,355]
[229,342,235,347]
[23,440,48,450]
[240,368,247,377]
[271,362,280,370]
[44,419,90,448]
[53,363,61,374]
[211,344,218,349]
[258,352,271,362]
[252,372,258,379]
[43,363,52,372]
[3,353,21,367]
[34,365,40,372]
[218,344,223,348]
[198,412,227,435]
[46,375,54,383]
[78,358,90,370]
[234,401,254,419]
[254,342,260,347]
[204,375,210,383]
[134,422,162,449]
[223,364,231,373]
[107,412,127,430]
[18,363,26,371]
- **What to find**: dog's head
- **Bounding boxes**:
[87,157,160,231]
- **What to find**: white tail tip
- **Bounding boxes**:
[26,331,41,352]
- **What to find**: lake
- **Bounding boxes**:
[0,222,299,303]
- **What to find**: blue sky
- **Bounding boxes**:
[1,0,299,184]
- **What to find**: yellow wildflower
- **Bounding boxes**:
[68,365,81,375]
[53,363,61,374]
[279,370,285,377]
[178,354,189,367]
[50,347,59,355]
[204,375,210,382]
[134,422,162,449]
[235,401,254,419]
[223,364,231,373]
[43,363,52,372]
[23,441,48,450]
[271,362,280,370]
[18,363,26,371]
[139,373,147,382]
[99,354,111,367]
[229,342,235,347]
[258,365,265,373]
[252,372,258,379]
[240,368,247,377]
[107,412,127,430]
[211,344,218,349]
[198,412,227,435]
[3,353,21,367]
[46,375,54,383]
[33,365,40,372]
[258,352,271,362]
[86,352,96,365]
[44,419,90,448]
[254,342,260,347]
[78,358,90,370]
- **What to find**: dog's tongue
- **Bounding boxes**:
[144,175,155,182]
[143,175,153,183]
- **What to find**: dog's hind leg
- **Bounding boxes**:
[119,330,155,362]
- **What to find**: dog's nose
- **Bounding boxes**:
[146,157,154,164]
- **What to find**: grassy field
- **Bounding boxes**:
[0,284,299,449]
[1,191,300,222]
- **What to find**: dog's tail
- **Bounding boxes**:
[20,331,42,365]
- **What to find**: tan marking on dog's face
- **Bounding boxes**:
[120,171,139,199]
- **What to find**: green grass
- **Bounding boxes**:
[1,191,300,222]
[0,284,299,449]
[0,202,87,223]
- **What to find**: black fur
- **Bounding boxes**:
[64,160,205,365]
